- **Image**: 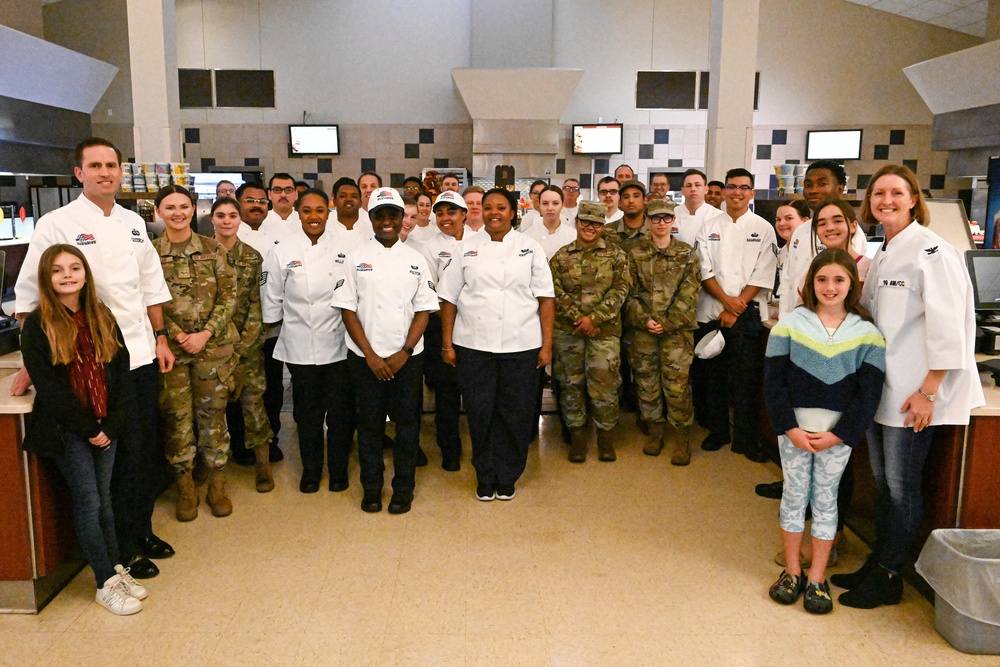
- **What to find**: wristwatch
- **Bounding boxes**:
[918,389,936,402]
[154,328,168,338]
[401,345,414,356]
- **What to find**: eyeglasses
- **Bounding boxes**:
[270,186,296,194]
[598,189,619,197]
[650,216,675,224]
[577,219,605,229]
[241,197,269,205]
[562,186,580,193]
[724,184,754,192]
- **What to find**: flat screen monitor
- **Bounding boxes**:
[289,124,340,156]
[805,129,863,161]
[572,124,624,155]
[967,250,1000,311]
[188,173,246,201]
[985,156,1000,249]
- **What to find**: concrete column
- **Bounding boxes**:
[705,0,760,180]
[126,0,181,162]
[987,0,1000,42]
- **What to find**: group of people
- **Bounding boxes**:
[11,137,984,621]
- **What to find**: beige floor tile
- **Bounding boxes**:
[0,631,61,667]
[35,631,132,667]
[464,632,553,667]
[206,631,304,667]
[378,632,466,666]
[294,631,383,666]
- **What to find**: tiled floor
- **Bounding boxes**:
[1,413,995,666]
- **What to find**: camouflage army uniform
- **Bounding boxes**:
[154,232,238,472]
[625,236,701,428]
[227,239,274,451]
[550,237,632,430]
[604,216,651,254]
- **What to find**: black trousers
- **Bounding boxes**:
[349,352,423,494]
[691,304,763,452]
[262,337,284,445]
[112,361,163,559]
[423,317,462,460]
[455,346,540,488]
[286,360,354,485]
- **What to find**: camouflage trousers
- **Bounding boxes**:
[553,329,621,430]
[628,330,695,429]
[230,349,274,450]
[161,345,235,472]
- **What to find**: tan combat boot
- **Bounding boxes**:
[670,426,691,466]
[206,467,233,517]
[254,445,274,493]
[568,426,588,463]
[175,469,199,521]
[596,427,617,462]
[643,422,665,456]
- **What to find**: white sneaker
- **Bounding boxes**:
[96,575,143,616]
[114,564,148,600]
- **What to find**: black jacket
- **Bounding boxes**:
[20,309,131,457]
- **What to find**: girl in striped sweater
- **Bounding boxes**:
[764,249,886,614]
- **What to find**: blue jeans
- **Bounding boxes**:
[868,423,936,574]
[54,432,119,586]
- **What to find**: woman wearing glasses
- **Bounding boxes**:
[438,188,554,501]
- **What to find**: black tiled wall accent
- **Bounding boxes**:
[361,158,376,173]
[771,129,787,145]
[756,144,771,160]
[318,158,332,173]
[185,128,200,143]
[889,129,906,145]
[419,129,434,144]
[638,144,654,159]
[903,159,918,173]
[873,145,889,160]
[201,157,216,171]
[594,159,609,174]
[930,174,946,190]
[404,144,420,159]
[434,158,449,168]
[654,129,670,144]
[556,158,566,174]
[244,157,259,166]
[668,159,683,168]
[856,174,872,190]
[390,173,406,187]
[579,174,592,189]
[303,172,318,181]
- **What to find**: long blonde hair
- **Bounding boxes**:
[37,244,121,365]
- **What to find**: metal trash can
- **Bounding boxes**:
[915,529,1000,655]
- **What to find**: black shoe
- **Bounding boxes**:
[139,534,175,559]
[299,478,320,494]
[230,449,256,467]
[769,570,805,605]
[755,480,784,500]
[495,484,516,501]
[804,580,834,615]
[124,554,159,579]
[441,455,461,472]
[329,479,349,492]
[388,491,413,514]
[831,553,877,590]
[382,433,395,450]
[743,445,768,463]
[269,441,284,463]
[838,565,903,609]
[361,490,383,512]
[476,484,496,501]
[416,447,428,467]
[701,433,730,451]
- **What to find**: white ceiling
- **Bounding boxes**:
[845,0,988,37]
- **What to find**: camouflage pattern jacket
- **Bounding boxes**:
[603,216,650,255]
[626,238,701,335]
[154,232,238,356]
[227,239,266,357]
[550,237,632,339]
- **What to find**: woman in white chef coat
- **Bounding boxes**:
[260,188,355,494]
[834,165,985,609]
[438,188,555,502]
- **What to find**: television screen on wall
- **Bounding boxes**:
[572,124,624,155]
[805,129,863,161]
[289,125,341,156]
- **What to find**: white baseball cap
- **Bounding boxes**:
[694,329,726,359]
[368,187,404,212]
[432,190,468,211]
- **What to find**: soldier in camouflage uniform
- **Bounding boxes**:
[550,201,632,463]
[625,198,701,465]
[153,186,238,521]
[210,196,275,494]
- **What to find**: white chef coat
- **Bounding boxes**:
[237,218,289,258]
[779,221,868,319]
[695,210,777,323]
[522,219,577,260]
[562,204,579,225]
[437,229,555,353]
[519,209,541,233]
[264,209,299,236]
[331,211,374,241]
[260,228,350,365]
[15,195,171,370]
[330,238,439,358]
[408,221,439,243]
[860,223,984,426]
[673,201,727,250]
[605,209,624,224]
[420,231,464,283]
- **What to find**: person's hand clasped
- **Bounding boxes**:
[366,352,393,381]
[646,319,664,335]
[385,350,409,376]
[572,315,599,338]
[901,391,935,432]
[719,311,738,329]
[177,330,211,356]
[786,427,817,453]
[806,431,843,451]
[89,431,111,448]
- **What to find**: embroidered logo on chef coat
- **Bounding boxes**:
[708,233,720,242]
[428,280,436,292]
[793,238,800,249]
[409,265,420,276]
[464,250,478,257]
[747,232,761,243]
[357,262,373,272]
[335,252,346,264]
[925,246,939,255]
[519,248,534,257]
[880,279,908,288]
[131,229,145,244]
[75,233,97,246]
[437,251,452,259]
[286,260,303,269]
[334,279,344,290]
[260,271,268,285]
